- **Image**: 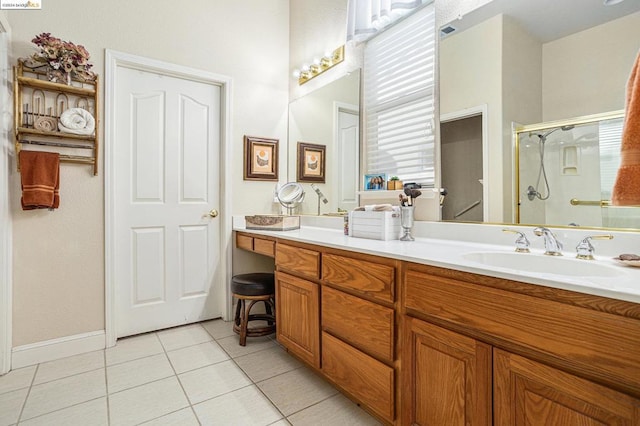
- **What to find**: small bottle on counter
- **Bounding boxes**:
[344,215,349,235]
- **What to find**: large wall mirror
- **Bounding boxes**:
[287,70,360,215]
[439,0,640,230]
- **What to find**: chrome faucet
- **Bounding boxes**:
[533,227,563,256]
[575,234,614,260]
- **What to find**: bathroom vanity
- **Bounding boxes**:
[234,224,640,425]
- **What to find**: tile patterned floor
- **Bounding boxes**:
[0,320,381,426]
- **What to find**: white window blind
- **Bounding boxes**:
[599,117,623,200]
[364,3,435,186]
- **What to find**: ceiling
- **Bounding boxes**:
[442,0,640,43]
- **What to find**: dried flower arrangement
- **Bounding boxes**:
[27,32,95,83]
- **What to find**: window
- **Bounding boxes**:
[363,4,436,186]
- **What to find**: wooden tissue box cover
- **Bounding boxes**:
[349,210,401,240]
[245,215,300,231]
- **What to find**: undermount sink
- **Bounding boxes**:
[463,251,624,278]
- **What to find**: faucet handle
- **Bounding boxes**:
[576,234,614,260]
[502,228,530,253]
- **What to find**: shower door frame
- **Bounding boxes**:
[513,109,624,224]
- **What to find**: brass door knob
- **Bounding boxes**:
[208,209,219,218]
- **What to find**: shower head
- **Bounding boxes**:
[536,124,576,142]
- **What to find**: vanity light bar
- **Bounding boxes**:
[293,45,345,85]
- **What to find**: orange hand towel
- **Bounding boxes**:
[19,151,60,210]
[611,50,640,206]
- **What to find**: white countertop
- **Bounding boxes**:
[233,219,640,305]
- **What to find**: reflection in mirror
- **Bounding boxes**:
[288,70,360,215]
[439,0,640,229]
[276,182,305,215]
[515,111,640,230]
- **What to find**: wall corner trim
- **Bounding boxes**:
[11,330,105,369]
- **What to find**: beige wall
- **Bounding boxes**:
[289,0,362,102]
[440,14,504,221]
[543,11,640,121]
[7,0,289,346]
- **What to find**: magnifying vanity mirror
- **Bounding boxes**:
[276,182,305,215]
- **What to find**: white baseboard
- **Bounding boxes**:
[12,330,106,369]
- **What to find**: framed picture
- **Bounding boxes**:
[297,142,326,183]
[364,173,387,190]
[243,136,278,181]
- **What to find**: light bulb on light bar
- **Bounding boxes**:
[293,45,345,84]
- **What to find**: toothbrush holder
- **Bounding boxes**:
[400,206,415,241]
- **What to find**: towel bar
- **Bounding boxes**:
[569,198,611,207]
[19,139,94,150]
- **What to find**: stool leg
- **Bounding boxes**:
[264,298,275,326]
[234,297,242,327]
[240,299,249,346]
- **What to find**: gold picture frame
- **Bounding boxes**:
[297,142,326,183]
[243,136,279,181]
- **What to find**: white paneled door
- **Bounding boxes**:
[114,66,222,338]
[336,106,359,211]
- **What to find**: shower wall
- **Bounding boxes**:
[519,123,602,227]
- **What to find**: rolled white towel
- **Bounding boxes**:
[58,108,95,136]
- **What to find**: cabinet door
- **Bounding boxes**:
[275,271,320,368]
[401,317,491,426]
[494,349,640,425]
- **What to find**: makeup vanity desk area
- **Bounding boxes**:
[234,226,640,426]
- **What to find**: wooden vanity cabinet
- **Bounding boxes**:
[274,242,321,368]
[401,262,640,426]
[235,232,275,257]
[239,231,640,425]
[320,251,398,424]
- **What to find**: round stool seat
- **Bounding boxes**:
[231,273,275,296]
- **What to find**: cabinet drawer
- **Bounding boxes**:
[322,332,394,423]
[276,243,320,280]
[321,253,394,303]
[236,233,253,251]
[322,286,394,363]
[253,238,275,257]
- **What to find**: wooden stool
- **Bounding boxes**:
[231,273,276,346]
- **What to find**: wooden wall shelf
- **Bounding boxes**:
[13,62,100,175]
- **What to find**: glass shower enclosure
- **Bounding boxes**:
[514,110,639,230]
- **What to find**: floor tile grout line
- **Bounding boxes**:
[283,392,342,419]
[105,350,165,369]
[28,364,106,388]
[16,395,107,425]
[103,349,111,426]
[157,329,203,426]
[15,362,38,424]
[226,349,289,424]
[204,322,289,424]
